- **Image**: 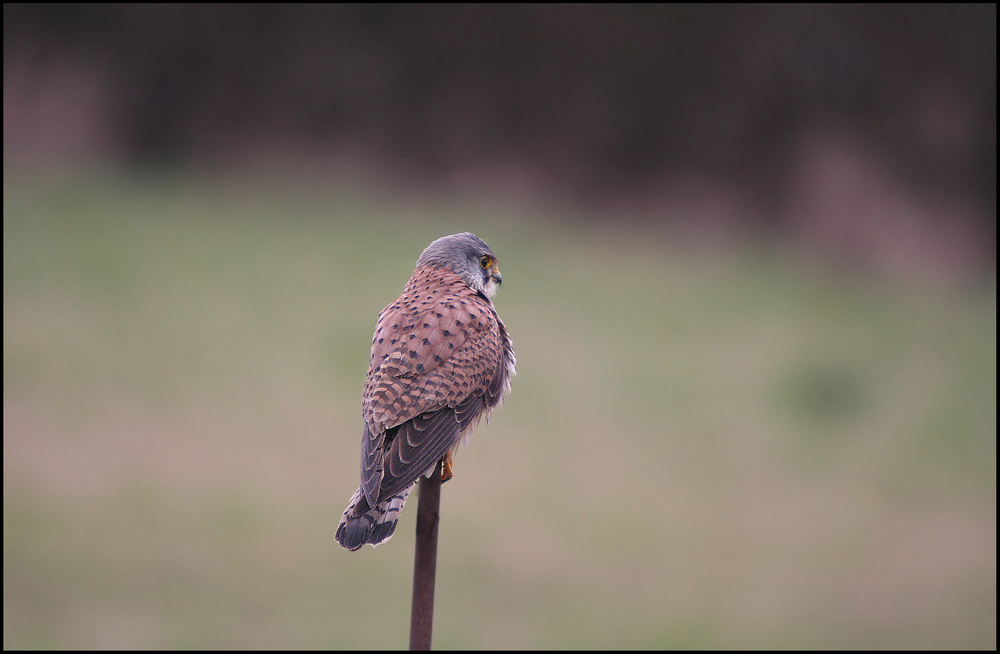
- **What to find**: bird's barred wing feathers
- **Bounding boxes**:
[360,287,503,506]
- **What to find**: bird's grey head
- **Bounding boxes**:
[416,232,503,298]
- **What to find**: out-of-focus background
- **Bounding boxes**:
[3,5,995,649]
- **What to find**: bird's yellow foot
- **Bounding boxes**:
[441,451,454,482]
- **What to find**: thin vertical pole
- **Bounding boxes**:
[409,459,442,650]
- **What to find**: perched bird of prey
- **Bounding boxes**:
[336,232,516,551]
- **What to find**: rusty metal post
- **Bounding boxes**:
[409,459,442,650]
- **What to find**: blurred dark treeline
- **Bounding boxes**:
[4,4,995,272]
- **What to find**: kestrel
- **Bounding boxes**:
[336,232,516,551]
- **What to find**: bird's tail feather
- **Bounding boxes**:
[336,486,413,551]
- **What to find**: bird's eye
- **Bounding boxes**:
[479,256,492,269]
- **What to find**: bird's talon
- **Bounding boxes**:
[441,452,454,482]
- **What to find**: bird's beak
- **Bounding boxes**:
[491,266,502,286]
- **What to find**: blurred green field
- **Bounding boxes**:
[4,171,996,649]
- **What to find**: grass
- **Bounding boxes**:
[4,170,996,648]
